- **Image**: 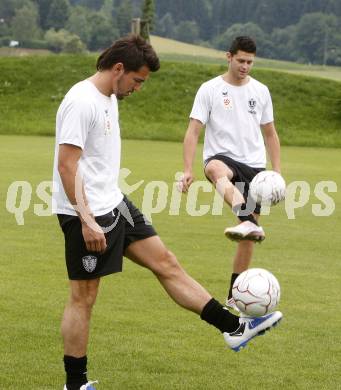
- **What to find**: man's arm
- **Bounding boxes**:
[58,144,107,253]
[261,122,281,174]
[181,118,204,192]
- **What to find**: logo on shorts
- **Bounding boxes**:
[248,98,257,114]
[82,255,97,273]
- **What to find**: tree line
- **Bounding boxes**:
[154,0,341,65]
[0,0,146,53]
[0,0,340,65]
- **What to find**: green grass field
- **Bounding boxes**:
[1,135,340,389]
[0,56,340,147]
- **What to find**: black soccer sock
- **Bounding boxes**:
[64,355,88,390]
[232,203,258,225]
[200,298,240,333]
[228,273,239,300]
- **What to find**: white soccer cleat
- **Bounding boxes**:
[224,221,265,242]
[225,297,240,313]
[63,381,98,390]
[223,311,283,352]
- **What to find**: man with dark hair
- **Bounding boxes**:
[180,36,283,310]
[52,35,282,390]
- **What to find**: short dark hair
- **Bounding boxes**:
[228,36,257,55]
[96,35,160,72]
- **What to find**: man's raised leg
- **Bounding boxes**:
[205,159,264,242]
[124,236,282,351]
[125,236,239,324]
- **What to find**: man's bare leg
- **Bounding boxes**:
[62,278,100,389]
[124,235,282,352]
[125,235,240,333]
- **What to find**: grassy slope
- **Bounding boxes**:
[151,36,341,82]
[2,35,341,81]
[0,55,340,147]
[0,135,340,389]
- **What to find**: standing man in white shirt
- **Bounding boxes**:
[53,35,283,390]
[180,36,281,310]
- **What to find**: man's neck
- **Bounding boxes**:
[222,72,250,86]
[88,72,113,97]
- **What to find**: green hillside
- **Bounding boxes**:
[151,36,341,82]
[0,54,340,147]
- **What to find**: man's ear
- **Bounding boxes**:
[226,52,232,63]
[112,62,125,77]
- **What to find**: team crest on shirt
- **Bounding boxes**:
[248,98,257,114]
[104,109,112,135]
[82,255,97,273]
[222,90,232,109]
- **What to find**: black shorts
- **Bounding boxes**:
[57,196,157,280]
[204,154,265,214]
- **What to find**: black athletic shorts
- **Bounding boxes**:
[204,154,265,215]
[57,196,157,280]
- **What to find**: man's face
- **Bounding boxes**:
[227,50,255,80]
[115,65,150,100]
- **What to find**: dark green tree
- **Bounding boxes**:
[11,1,40,41]
[79,0,104,9]
[194,0,212,41]
[326,0,341,17]
[66,5,90,44]
[271,25,298,61]
[174,20,199,44]
[141,0,154,40]
[100,0,113,16]
[35,0,51,29]
[46,0,71,30]
[213,22,272,57]
[155,12,175,38]
[254,0,303,33]
[115,0,133,36]
[0,0,27,20]
[87,11,119,50]
[0,19,10,37]
[295,12,338,64]
[45,28,85,52]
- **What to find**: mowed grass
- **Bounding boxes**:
[0,55,340,147]
[0,135,340,389]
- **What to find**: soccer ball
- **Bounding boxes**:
[249,170,286,206]
[232,268,281,317]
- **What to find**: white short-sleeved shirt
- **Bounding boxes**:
[52,80,123,216]
[190,76,274,168]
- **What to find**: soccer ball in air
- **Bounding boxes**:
[249,170,286,206]
[232,268,281,317]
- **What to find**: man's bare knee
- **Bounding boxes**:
[69,279,99,309]
[205,160,233,183]
[153,250,182,279]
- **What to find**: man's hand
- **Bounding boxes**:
[178,171,194,193]
[81,221,107,253]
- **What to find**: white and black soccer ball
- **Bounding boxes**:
[232,268,281,317]
[249,170,286,206]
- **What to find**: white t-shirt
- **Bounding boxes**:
[190,76,274,168]
[52,80,123,216]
